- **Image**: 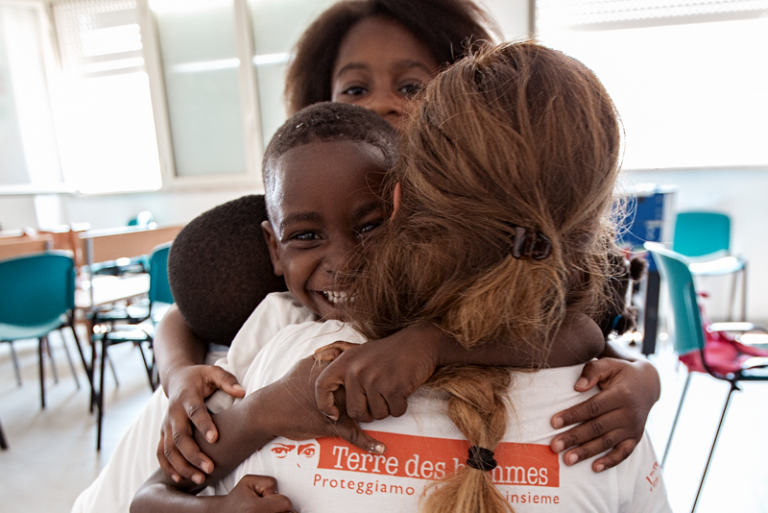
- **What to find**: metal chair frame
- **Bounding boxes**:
[91,242,174,450]
[645,242,767,512]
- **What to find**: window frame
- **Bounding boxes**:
[139,0,265,192]
[0,0,266,196]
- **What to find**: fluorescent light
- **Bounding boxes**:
[253,53,290,66]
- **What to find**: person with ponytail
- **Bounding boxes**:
[135,41,669,512]
[340,41,671,513]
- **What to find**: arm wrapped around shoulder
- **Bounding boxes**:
[168,195,287,346]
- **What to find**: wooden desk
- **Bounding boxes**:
[79,225,183,265]
[78,225,182,308]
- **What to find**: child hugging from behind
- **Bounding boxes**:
[132,99,610,512]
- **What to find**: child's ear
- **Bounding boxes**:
[261,220,284,276]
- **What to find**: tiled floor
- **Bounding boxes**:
[0,329,766,512]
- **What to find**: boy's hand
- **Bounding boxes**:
[549,358,661,472]
[158,364,245,484]
[260,356,386,455]
[211,475,293,513]
[313,325,441,422]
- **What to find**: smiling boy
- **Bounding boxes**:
[261,138,389,320]
[75,102,401,513]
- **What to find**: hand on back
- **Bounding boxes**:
[549,357,660,472]
[313,329,660,474]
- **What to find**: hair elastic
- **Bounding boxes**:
[510,225,553,260]
[466,446,497,472]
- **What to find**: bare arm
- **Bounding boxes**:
[154,305,208,393]
[434,313,604,368]
[133,357,383,513]
[152,305,245,483]
[314,312,604,421]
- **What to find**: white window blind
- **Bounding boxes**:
[51,0,162,194]
[537,0,768,29]
[54,0,145,76]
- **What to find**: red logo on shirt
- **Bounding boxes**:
[316,431,559,487]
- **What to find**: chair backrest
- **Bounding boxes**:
[148,242,174,305]
[644,242,705,356]
[0,238,52,260]
[673,211,731,258]
[0,252,76,327]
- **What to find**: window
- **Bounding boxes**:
[2,0,359,194]
[51,0,163,194]
[0,2,62,192]
[536,0,768,169]
[247,0,336,148]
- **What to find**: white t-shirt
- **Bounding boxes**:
[72,292,314,513]
[206,292,316,411]
[216,320,671,513]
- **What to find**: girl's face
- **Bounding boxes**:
[331,16,439,133]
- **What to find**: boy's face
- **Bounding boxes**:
[262,140,388,319]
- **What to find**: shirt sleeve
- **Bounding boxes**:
[207,292,315,413]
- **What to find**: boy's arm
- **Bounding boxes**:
[153,305,245,483]
[152,356,383,493]
[315,316,659,472]
[131,473,292,513]
[314,312,604,421]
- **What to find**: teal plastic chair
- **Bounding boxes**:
[0,252,90,413]
[645,242,767,512]
[673,211,747,321]
[91,242,174,450]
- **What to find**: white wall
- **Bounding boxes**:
[481,0,530,41]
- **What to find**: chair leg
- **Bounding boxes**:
[107,353,119,387]
[137,341,155,392]
[70,324,95,406]
[90,334,97,413]
[60,330,80,390]
[662,371,691,468]
[96,336,107,451]
[38,338,46,409]
[8,341,22,387]
[0,416,7,450]
[691,381,739,513]
[43,336,59,384]
[740,263,747,322]
[69,321,93,387]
